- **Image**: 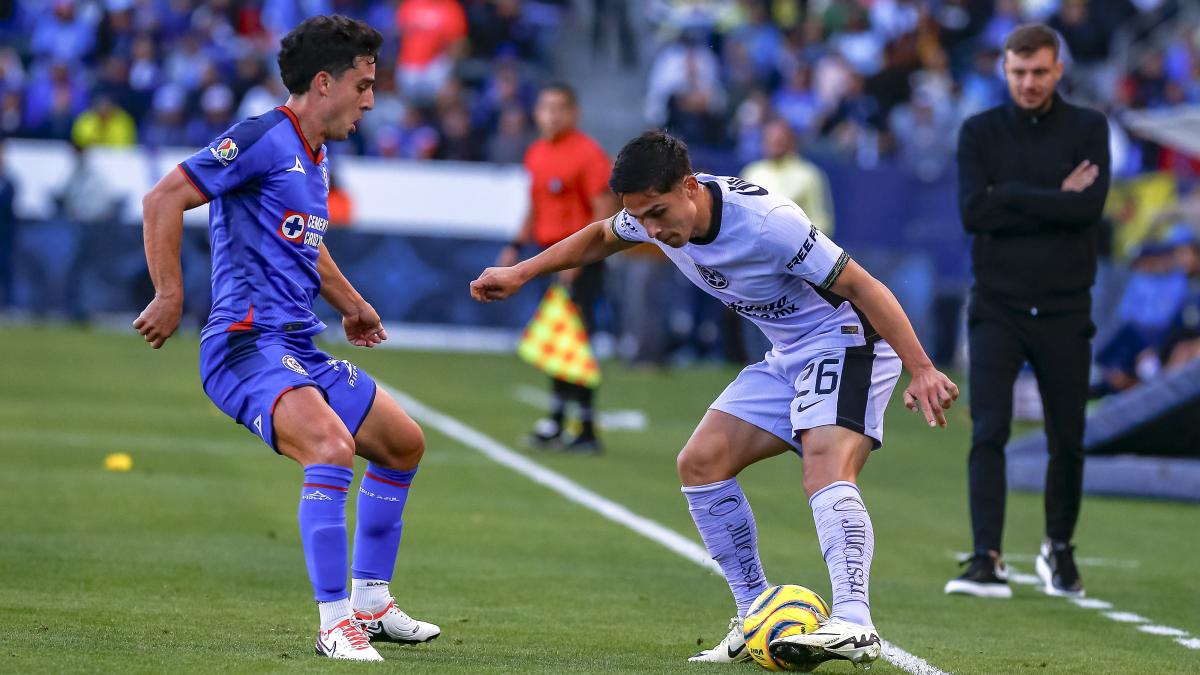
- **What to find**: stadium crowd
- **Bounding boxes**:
[644,0,1197,182]
[0,0,1195,179]
[0,0,564,162]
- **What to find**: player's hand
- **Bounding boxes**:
[133,293,183,349]
[470,265,528,302]
[903,366,959,428]
[343,303,387,348]
[1062,160,1099,192]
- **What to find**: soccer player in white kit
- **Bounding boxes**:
[470,131,958,669]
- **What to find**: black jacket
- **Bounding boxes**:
[957,92,1110,314]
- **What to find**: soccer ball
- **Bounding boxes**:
[742,584,831,671]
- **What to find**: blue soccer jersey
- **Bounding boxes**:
[179,105,332,340]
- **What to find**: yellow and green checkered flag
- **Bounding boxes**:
[517,285,601,389]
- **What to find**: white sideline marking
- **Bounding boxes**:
[1103,612,1149,624]
[1010,573,1041,586]
[950,551,1139,569]
[1071,598,1112,610]
[512,384,648,431]
[1138,626,1188,637]
[383,384,951,675]
[1013,564,1197,651]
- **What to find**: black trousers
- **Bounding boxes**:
[552,261,605,405]
[967,293,1094,554]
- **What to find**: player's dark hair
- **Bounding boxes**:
[539,81,578,107]
[1004,23,1059,59]
[608,130,693,195]
[277,15,382,95]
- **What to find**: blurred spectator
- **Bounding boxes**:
[888,85,957,182]
[959,47,1006,117]
[590,0,637,69]
[434,104,483,161]
[30,1,97,64]
[0,138,14,310]
[487,105,535,164]
[71,93,136,148]
[185,84,235,147]
[771,66,822,138]
[142,85,189,149]
[741,118,835,234]
[396,0,468,103]
[645,31,724,128]
[55,144,122,224]
[237,69,289,119]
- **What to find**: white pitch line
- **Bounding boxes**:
[383,383,951,675]
[1070,598,1112,610]
[1138,626,1188,637]
[1010,565,1197,651]
[1103,611,1149,624]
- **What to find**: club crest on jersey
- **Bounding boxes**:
[282,355,308,375]
[279,211,307,242]
[210,137,238,165]
[278,210,329,248]
[695,263,729,289]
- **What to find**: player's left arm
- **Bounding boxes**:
[828,261,959,427]
[317,242,386,348]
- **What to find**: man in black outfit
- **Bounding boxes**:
[945,24,1110,600]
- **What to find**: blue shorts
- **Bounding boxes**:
[200,330,378,452]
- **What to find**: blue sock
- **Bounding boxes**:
[298,464,353,602]
[352,464,417,583]
[809,481,874,626]
[682,478,769,617]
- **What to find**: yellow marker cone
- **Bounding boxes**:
[104,453,133,472]
[517,285,601,389]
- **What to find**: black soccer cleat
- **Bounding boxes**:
[1036,539,1085,598]
[944,552,1013,598]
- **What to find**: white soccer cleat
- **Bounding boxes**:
[314,617,384,661]
[688,617,751,663]
[354,600,441,645]
[769,616,881,667]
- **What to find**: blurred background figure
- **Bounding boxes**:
[0,138,14,312]
[500,82,616,454]
[741,118,834,235]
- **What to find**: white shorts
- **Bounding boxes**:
[710,339,902,454]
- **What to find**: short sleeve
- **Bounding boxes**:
[610,209,651,244]
[178,121,275,202]
[581,142,612,198]
[757,205,848,288]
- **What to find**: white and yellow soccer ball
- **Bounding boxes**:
[742,584,831,671]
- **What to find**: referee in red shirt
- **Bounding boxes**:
[499,83,618,453]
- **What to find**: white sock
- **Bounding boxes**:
[318,598,352,631]
[809,481,874,626]
[350,578,392,613]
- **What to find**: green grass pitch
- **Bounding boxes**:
[0,325,1196,673]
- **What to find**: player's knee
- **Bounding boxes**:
[308,426,356,467]
[374,421,425,470]
[677,445,727,486]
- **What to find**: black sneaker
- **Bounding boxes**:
[562,434,602,455]
[1036,539,1084,597]
[944,552,1012,598]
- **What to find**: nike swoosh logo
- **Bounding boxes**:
[727,643,745,659]
[796,399,826,413]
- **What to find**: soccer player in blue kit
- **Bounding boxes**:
[133,16,438,662]
[472,131,959,669]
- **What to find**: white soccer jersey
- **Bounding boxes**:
[611,173,876,351]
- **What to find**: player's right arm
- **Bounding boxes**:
[470,215,635,303]
[133,168,207,348]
